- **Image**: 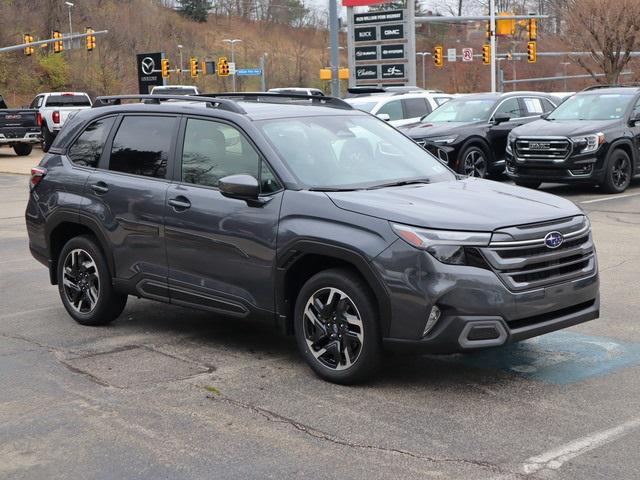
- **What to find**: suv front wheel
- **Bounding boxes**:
[294,269,381,384]
[601,149,632,193]
[57,235,127,326]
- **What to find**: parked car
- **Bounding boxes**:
[268,87,324,97]
[26,92,599,384]
[30,92,92,152]
[150,85,200,95]
[506,86,640,193]
[399,92,559,177]
[0,94,40,156]
[346,91,453,127]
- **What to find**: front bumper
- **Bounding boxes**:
[373,239,600,354]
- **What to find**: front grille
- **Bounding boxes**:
[515,138,571,160]
[480,216,596,291]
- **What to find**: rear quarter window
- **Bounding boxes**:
[67,116,116,167]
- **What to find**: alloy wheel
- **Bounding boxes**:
[612,156,630,189]
[463,149,487,178]
[302,287,364,371]
[62,248,100,314]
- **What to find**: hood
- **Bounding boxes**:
[513,119,619,137]
[400,121,480,139]
[326,178,581,232]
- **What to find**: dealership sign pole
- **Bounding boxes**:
[345,0,416,88]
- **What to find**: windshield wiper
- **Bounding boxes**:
[367,178,431,190]
[309,187,360,192]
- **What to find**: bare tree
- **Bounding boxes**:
[566,0,640,83]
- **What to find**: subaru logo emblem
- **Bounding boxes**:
[544,231,564,249]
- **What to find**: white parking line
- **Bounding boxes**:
[520,416,640,475]
[580,192,640,204]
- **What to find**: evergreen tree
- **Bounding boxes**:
[177,0,212,23]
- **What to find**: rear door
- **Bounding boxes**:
[163,116,283,316]
[83,114,179,299]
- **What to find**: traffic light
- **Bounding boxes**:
[217,57,230,76]
[85,27,96,51]
[190,57,198,77]
[486,21,491,40]
[482,44,491,65]
[527,41,537,63]
[528,18,537,41]
[23,34,35,56]
[433,46,443,68]
[161,59,170,78]
[53,31,63,53]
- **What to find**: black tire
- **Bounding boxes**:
[56,235,127,326]
[514,180,541,189]
[41,127,55,153]
[601,149,632,193]
[294,268,382,384]
[13,144,33,156]
[457,144,489,178]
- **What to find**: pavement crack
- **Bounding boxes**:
[206,393,525,477]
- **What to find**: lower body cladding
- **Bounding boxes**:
[373,240,599,354]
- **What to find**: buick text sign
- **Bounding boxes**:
[355,46,378,60]
[136,52,165,94]
[355,65,379,80]
[355,26,377,42]
[381,44,405,59]
[380,25,404,40]
[354,10,403,24]
[381,63,405,79]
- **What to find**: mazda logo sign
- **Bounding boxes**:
[141,57,155,75]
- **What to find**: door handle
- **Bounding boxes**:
[168,196,191,210]
[90,182,109,194]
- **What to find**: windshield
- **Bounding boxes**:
[258,115,455,189]
[547,93,634,120]
[422,98,495,122]
[348,101,378,113]
[151,87,197,96]
[45,95,91,107]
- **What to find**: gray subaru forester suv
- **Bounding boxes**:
[26,93,599,384]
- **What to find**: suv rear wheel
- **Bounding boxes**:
[41,127,55,152]
[458,145,488,178]
[57,235,127,326]
[601,149,632,193]
[294,269,381,384]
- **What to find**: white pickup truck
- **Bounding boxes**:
[29,92,92,151]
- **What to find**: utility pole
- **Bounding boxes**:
[178,44,184,74]
[223,39,242,92]
[489,0,496,93]
[260,53,268,91]
[416,52,428,89]
[329,0,340,97]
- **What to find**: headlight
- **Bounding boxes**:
[391,224,491,265]
[570,132,605,154]
[506,133,515,154]
[429,135,458,145]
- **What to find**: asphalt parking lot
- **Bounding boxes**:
[1,149,640,479]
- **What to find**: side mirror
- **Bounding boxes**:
[629,112,640,125]
[219,174,259,199]
[376,113,391,121]
[492,113,511,125]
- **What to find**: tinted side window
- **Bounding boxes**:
[181,118,260,188]
[68,117,116,167]
[109,116,177,178]
[377,100,404,121]
[494,97,522,118]
[403,98,431,118]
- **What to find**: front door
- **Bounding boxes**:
[164,117,283,317]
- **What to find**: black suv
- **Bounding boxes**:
[26,93,599,384]
[506,86,640,192]
[400,92,558,177]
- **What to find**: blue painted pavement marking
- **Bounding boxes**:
[447,331,640,384]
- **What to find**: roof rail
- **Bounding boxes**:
[93,94,246,113]
[201,92,353,110]
[581,84,640,92]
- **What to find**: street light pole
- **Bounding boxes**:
[178,44,184,74]
[560,62,571,91]
[65,2,74,48]
[328,0,340,97]
[489,0,496,93]
[223,39,242,92]
[260,53,268,91]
